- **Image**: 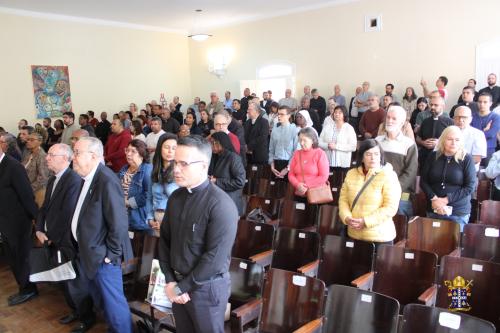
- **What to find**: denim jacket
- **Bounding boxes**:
[118,163,153,231]
[146,180,179,221]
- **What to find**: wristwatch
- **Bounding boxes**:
[174,284,183,296]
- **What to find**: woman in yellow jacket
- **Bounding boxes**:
[339,139,401,245]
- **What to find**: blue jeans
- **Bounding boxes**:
[397,199,414,217]
[427,212,470,232]
[74,260,132,333]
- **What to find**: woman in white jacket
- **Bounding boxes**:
[319,105,357,182]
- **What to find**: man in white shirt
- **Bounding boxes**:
[279,88,298,111]
[145,117,166,162]
[453,106,487,170]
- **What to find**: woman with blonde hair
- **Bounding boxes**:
[420,126,476,231]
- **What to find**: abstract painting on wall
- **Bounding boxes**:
[31,65,72,118]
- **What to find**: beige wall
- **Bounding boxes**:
[0,12,191,133]
[189,0,500,109]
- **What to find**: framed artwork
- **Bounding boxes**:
[31,65,72,118]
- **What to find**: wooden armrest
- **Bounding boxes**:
[298,260,320,277]
[231,298,262,320]
[268,219,280,226]
[351,271,374,290]
[418,284,438,306]
[249,249,273,267]
[293,318,323,333]
[449,248,460,257]
[302,225,317,232]
[394,240,406,247]
[231,298,262,332]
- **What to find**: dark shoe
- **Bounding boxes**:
[70,321,95,333]
[7,293,19,302]
[7,291,38,306]
[59,312,78,325]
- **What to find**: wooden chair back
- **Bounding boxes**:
[436,255,500,329]
[280,199,318,229]
[317,204,343,238]
[372,245,437,307]
[257,178,286,199]
[461,223,500,263]
[245,196,282,219]
[393,214,408,244]
[259,268,325,333]
[406,217,460,259]
[229,258,264,307]
[271,227,320,273]
[318,235,374,287]
[232,220,275,260]
[479,200,500,227]
[400,303,496,333]
[323,285,399,333]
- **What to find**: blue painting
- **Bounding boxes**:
[31,65,72,118]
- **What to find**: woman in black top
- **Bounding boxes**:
[208,132,246,216]
[420,126,476,231]
[185,111,202,135]
[410,97,429,130]
[197,109,213,137]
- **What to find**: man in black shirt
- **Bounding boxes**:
[240,88,251,114]
[450,86,479,119]
[95,112,111,145]
[161,107,180,134]
[159,135,238,333]
[310,88,327,123]
[416,95,453,167]
[478,73,500,109]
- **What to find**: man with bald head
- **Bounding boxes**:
[453,106,487,170]
[35,144,88,329]
[279,89,298,111]
[376,106,418,216]
[331,84,346,107]
[359,95,385,139]
[70,129,89,149]
[416,95,453,167]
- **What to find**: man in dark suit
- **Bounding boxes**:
[244,102,269,165]
[0,134,38,306]
[34,143,87,329]
[70,137,133,333]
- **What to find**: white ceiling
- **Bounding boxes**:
[0,0,354,33]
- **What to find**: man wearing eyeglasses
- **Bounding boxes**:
[159,135,238,333]
[70,137,133,333]
[34,144,87,329]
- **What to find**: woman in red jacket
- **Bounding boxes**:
[288,127,330,198]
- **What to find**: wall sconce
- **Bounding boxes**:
[207,47,234,78]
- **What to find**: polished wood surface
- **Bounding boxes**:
[316,205,343,238]
[435,255,500,329]
[372,245,437,308]
[317,235,374,287]
[259,268,325,333]
[406,217,460,259]
[256,179,286,200]
[461,223,500,263]
[271,227,320,274]
[232,220,275,262]
[280,200,318,229]
[323,284,399,333]
[479,200,500,227]
[400,304,496,333]
[245,196,282,219]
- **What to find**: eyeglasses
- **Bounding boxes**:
[70,137,80,141]
[73,150,92,157]
[214,122,228,127]
[277,113,288,116]
[173,160,204,169]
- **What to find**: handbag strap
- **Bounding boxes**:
[351,174,377,211]
[298,151,306,184]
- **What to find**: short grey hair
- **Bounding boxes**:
[387,105,407,122]
[52,143,73,161]
[79,137,103,157]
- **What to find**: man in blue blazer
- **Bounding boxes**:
[0,133,38,306]
[70,137,133,333]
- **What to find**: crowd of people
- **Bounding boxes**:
[0,73,499,332]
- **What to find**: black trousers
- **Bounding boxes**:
[2,229,37,294]
[172,277,230,333]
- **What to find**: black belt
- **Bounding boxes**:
[173,270,228,282]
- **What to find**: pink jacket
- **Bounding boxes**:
[288,148,329,189]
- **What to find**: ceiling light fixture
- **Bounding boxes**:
[188,9,212,42]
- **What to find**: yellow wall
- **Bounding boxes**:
[189,0,500,108]
[0,12,191,133]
